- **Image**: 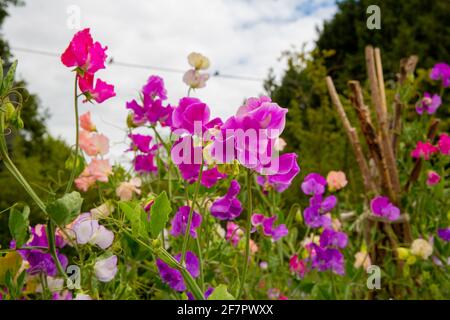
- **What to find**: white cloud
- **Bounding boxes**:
[3,0,336,164]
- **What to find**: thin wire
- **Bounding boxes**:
[10,46,264,82]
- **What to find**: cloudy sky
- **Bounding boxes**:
[3,0,336,163]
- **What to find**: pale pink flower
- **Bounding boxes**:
[183,69,209,89]
[79,130,109,156]
[354,252,372,271]
[116,177,142,201]
[79,111,96,132]
[326,171,348,191]
[273,137,287,151]
[75,159,112,192]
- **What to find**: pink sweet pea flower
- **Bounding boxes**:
[438,133,450,155]
[116,177,142,201]
[200,167,227,188]
[430,62,450,88]
[411,141,438,160]
[61,28,107,74]
[78,73,115,104]
[226,221,243,246]
[326,171,348,192]
[79,111,96,131]
[75,159,112,192]
[251,213,288,241]
[79,130,109,156]
[256,153,300,192]
[426,171,441,186]
[94,255,118,282]
[289,255,307,278]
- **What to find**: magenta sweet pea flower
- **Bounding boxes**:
[226,221,243,246]
[301,173,327,196]
[187,287,214,300]
[129,134,153,153]
[211,96,287,172]
[200,167,227,188]
[430,62,450,88]
[134,153,158,173]
[411,141,438,160]
[256,153,300,192]
[426,171,441,186]
[289,255,307,278]
[170,206,202,238]
[210,180,243,220]
[172,97,222,135]
[156,251,199,292]
[251,213,288,241]
[61,28,107,74]
[78,73,115,103]
[370,196,400,221]
[437,228,450,242]
[171,136,202,183]
[142,75,167,100]
[438,133,450,155]
[416,92,442,115]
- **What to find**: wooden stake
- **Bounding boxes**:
[326,76,377,194]
[365,46,401,202]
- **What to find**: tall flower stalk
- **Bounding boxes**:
[65,74,79,193]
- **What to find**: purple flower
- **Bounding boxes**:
[319,228,348,249]
[251,214,288,241]
[430,62,450,88]
[156,251,199,292]
[170,206,202,238]
[210,180,243,220]
[200,167,227,188]
[187,287,214,300]
[172,97,222,135]
[256,153,300,192]
[437,228,450,242]
[416,92,442,115]
[370,196,400,221]
[301,173,327,196]
[303,206,331,229]
[309,194,337,214]
[13,224,68,276]
[309,244,345,275]
[94,255,118,282]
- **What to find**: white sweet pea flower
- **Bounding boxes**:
[89,225,114,250]
[74,293,92,300]
[94,255,118,282]
[183,69,209,89]
[411,238,433,259]
[116,177,142,201]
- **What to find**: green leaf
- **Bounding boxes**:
[8,205,30,247]
[1,60,17,95]
[119,202,148,239]
[149,191,171,238]
[208,284,235,300]
[46,191,83,226]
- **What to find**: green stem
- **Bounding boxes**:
[181,161,204,264]
[238,169,253,299]
[46,220,69,282]
[65,74,79,193]
[195,236,205,292]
